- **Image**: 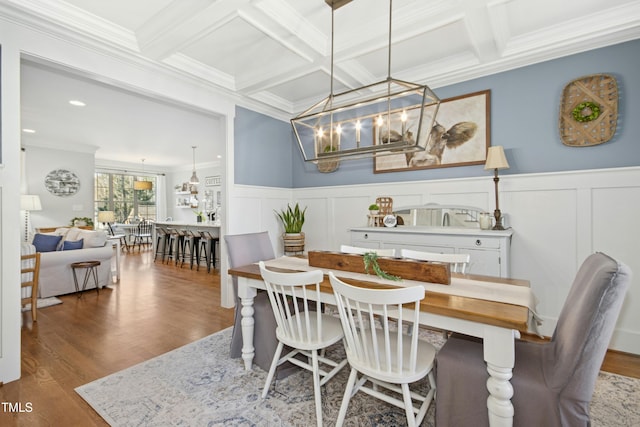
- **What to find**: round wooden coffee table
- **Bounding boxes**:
[70,261,101,296]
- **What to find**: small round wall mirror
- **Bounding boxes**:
[44,169,80,197]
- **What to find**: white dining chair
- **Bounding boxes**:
[340,244,396,257]
[400,248,470,273]
[259,261,348,427]
[401,248,471,337]
[329,272,436,427]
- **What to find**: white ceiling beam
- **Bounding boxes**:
[136,0,247,60]
[460,0,501,62]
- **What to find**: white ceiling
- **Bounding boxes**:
[11,0,640,168]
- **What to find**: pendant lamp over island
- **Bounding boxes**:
[189,146,199,185]
[133,158,153,190]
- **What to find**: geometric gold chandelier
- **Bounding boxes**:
[291,0,440,163]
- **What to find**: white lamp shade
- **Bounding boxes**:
[97,210,116,223]
[20,195,42,211]
[484,146,510,170]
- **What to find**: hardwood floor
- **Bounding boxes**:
[1,249,638,426]
[1,249,234,426]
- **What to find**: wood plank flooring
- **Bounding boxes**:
[1,249,234,426]
[1,248,638,426]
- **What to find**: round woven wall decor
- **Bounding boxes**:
[559,74,618,147]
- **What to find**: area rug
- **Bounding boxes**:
[76,327,640,426]
[21,296,62,311]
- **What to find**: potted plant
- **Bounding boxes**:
[193,210,205,223]
[275,203,307,253]
[368,203,380,215]
[70,216,94,227]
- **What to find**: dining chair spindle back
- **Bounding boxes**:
[401,248,470,273]
[340,244,396,257]
[21,252,42,321]
[259,262,348,427]
[329,272,436,427]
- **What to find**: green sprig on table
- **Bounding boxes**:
[363,252,401,281]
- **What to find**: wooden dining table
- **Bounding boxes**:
[228,256,535,427]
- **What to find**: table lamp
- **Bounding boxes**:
[484,146,510,230]
[98,210,116,231]
[21,194,42,242]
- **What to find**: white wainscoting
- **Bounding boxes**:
[226,167,640,354]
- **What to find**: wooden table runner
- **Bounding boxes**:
[307,250,451,285]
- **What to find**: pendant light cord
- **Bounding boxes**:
[387,0,393,80]
[330,7,335,97]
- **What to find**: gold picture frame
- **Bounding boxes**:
[374,90,491,173]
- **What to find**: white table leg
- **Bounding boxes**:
[109,239,121,283]
[483,327,519,427]
[237,277,257,370]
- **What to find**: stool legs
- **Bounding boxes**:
[197,237,218,273]
[154,231,169,263]
[197,239,209,272]
[71,262,101,297]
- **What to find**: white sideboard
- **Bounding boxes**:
[350,227,513,277]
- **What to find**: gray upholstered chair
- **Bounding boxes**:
[435,252,631,427]
[225,231,294,377]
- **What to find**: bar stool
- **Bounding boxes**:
[154,226,170,263]
[198,231,219,273]
[165,228,181,265]
[180,230,200,269]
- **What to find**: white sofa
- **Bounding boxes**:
[30,227,114,297]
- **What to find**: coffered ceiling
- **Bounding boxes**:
[8,0,640,167]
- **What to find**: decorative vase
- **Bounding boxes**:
[283,232,305,254]
[197,215,203,223]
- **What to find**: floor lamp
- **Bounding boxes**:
[484,146,510,230]
[21,195,42,242]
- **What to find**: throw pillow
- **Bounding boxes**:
[32,233,63,253]
[65,227,83,242]
[79,230,108,248]
[62,239,84,250]
[53,227,71,238]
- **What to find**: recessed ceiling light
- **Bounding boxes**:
[22,128,36,133]
[69,100,86,107]
[217,155,222,159]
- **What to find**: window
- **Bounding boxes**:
[95,172,156,223]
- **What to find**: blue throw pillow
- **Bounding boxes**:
[32,233,63,253]
[63,239,84,251]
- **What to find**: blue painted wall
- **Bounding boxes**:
[234,106,294,187]
[235,39,640,188]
